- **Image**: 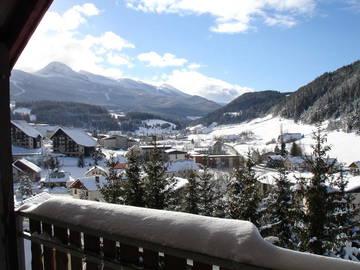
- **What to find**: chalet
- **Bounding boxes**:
[165,149,188,161]
[51,127,97,157]
[209,141,226,155]
[11,120,42,149]
[85,166,108,177]
[69,167,109,201]
[349,161,360,175]
[41,170,73,188]
[12,158,41,182]
[69,175,107,201]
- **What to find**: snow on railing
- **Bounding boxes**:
[16,197,360,270]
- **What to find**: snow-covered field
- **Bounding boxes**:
[135,119,177,135]
[189,115,360,165]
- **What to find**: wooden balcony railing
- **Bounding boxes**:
[16,197,360,270]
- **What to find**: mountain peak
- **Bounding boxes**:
[37,62,75,76]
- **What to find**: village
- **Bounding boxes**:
[11,117,360,213]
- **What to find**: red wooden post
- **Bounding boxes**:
[42,222,55,270]
[29,219,43,270]
[69,230,82,270]
[83,233,100,270]
[164,254,187,270]
[103,238,117,270]
[54,226,69,270]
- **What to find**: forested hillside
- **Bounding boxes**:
[14,101,119,131]
[273,60,360,125]
[195,91,286,126]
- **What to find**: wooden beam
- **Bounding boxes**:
[0,43,19,270]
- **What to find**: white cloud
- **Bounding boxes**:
[161,69,252,103]
[15,3,134,79]
[125,0,316,33]
[107,53,133,67]
[138,52,188,67]
[187,63,203,69]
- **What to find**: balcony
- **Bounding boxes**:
[16,197,360,270]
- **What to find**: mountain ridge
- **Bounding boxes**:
[10,62,221,120]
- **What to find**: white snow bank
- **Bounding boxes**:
[20,197,360,270]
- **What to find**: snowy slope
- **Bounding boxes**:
[135,119,177,135]
[189,115,360,164]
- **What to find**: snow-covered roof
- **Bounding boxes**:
[165,149,187,154]
[349,161,360,168]
[286,156,305,164]
[84,166,108,177]
[268,155,284,161]
[54,127,97,147]
[173,177,188,190]
[42,170,73,183]
[13,158,41,173]
[166,160,200,173]
[70,176,107,191]
[15,192,52,209]
[11,146,42,156]
[11,120,42,138]
[19,197,360,270]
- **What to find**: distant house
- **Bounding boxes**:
[165,149,188,161]
[12,158,41,182]
[51,127,97,157]
[349,161,360,175]
[278,133,304,143]
[69,167,108,201]
[266,155,285,168]
[85,166,108,177]
[191,154,241,170]
[209,141,225,155]
[41,170,73,188]
[139,145,172,161]
[98,134,137,150]
[69,175,107,201]
[11,120,42,149]
[284,156,306,172]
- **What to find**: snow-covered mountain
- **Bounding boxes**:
[11,62,220,120]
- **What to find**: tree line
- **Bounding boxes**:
[98,128,359,261]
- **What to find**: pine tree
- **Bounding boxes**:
[98,154,124,204]
[123,146,145,207]
[290,142,302,157]
[296,125,357,256]
[143,142,175,209]
[182,170,200,214]
[328,167,360,259]
[18,174,33,200]
[92,148,103,166]
[260,167,298,249]
[198,160,216,216]
[77,154,85,168]
[227,152,261,226]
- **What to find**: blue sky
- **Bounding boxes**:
[16,0,360,103]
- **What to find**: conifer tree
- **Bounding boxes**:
[123,146,145,207]
[227,151,261,226]
[198,160,216,216]
[260,167,298,249]
[290,142,302,157]
[182,170,200,214]
[297,125,357,256]
[92,148,103,166]
[98,154,124,204]
[143,142,175,209]
[77,154,85,168]
[18,174,33,200]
